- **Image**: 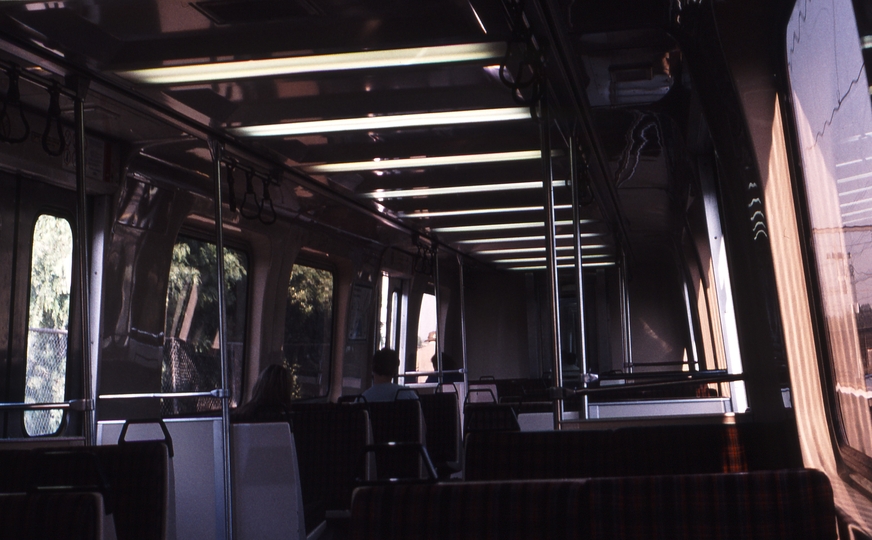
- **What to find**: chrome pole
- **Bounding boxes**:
[569,137,588,420]
[540,99,563,429]
[620,250,633,373]
[457,254,469,389]
[433,245,442,384]
[209,139,233,540]
[72,76,95,446]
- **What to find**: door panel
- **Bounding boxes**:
[1,173,82,438]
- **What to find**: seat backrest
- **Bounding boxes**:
[350,469,837,540]
[583,469,836,539]
[463,403,520,436]
[464,430,611,481]
[419,393,460,474]
[0,441,171,540]
[231,422,305,540]
[367,400,426,480]
[291,404,372,529]
[0,492,105,540]
[467,384,498,403]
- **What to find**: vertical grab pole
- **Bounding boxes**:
[540,99,563,429]
[72,76,95,445]
[569,136,588,420]
[620,250,633,373]
[433,245,442,384]
[457,254,469,389]
[208,139,233,540]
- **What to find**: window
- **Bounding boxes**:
[787,0,872,458]
[24,214,73,436]
[162,236,248,415]
[284,262,333,399]
[414,292,437,382]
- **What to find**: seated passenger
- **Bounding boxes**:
[232,364,294,422]
[361,348,418,402]
[425,353,464,384]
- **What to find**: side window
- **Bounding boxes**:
[787,0,872,459]
[24,214,73,436]
[284,262,333,399]
[414,292,437,383]
[162,236,248,415]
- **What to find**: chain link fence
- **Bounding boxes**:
[24,327,68,436]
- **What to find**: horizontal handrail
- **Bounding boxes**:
[560,373,744,398]
[400,369,465,377]
[99,389,230,400]
[0,399,93,411]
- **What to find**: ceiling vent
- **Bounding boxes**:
[192,0,324,25]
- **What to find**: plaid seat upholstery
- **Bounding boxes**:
[463,403,520,435]
[349,469,836,540]
[95,441,171,540]
[0,441,170,540]
[464,430,612,481]
[584,469,836,539]
[291,405,372,530]
[349,480,587,540]
[0,492,104,540]
[419,393,460,475]
[465,424,756,481]
[367,400,427,481]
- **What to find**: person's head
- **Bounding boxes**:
[431,352,458,370]
[372,348,400,380]
[248,364,294,409]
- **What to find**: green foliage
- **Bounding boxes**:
[28,215,72,331]
[284,264,333,398]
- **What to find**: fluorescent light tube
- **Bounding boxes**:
[399,204,571,218]
[116,42,506,84]
[477,244,610,255]
[305,150,541,173]
[455,233,588,245]
[230,107,531,137]
[361,180,566,199]
[507,262,616,271]
[431,220,575,233]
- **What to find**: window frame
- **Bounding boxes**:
[781,0,872,485]
[23,211,76,437]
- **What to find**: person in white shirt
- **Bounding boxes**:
[361,348,418,402]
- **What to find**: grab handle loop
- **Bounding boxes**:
[240,169,260,219]
[42,83,65,157]
[225,162,238,213]
[0,64,29,144]
[259,175,276,225]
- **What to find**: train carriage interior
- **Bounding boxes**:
[0,0,870,538]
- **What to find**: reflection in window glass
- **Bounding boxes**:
[284,263,333,399]
[162,236,248,415]
[787,0,872,457]
[24,215,73,436]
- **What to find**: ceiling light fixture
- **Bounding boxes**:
[116,42,506,84]
[476,244,610,255]
[491,254,612,264]
[507,262,616,271]
[360,180,567,199]
[230,107,531,137]
[399,204,571,218]
[454,233,604,245]
[305,150,542,174]
[431,220,576,233]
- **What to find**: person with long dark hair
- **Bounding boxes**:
[232,364,294,422]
